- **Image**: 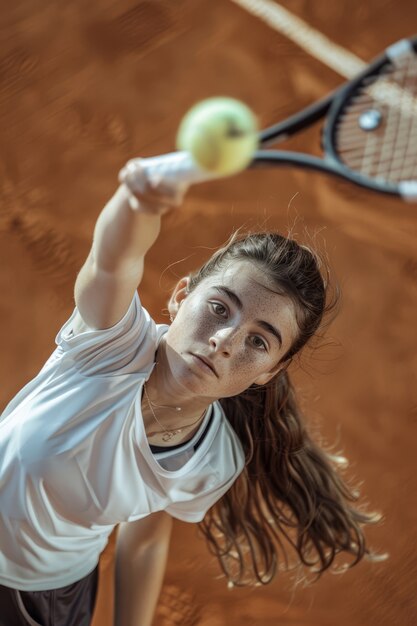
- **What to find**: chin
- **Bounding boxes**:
[170,353,216,393]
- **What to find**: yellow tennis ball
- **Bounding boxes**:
[176,97,258,175]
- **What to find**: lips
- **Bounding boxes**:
[191,353,218,377]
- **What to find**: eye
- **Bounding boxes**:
[210,302,268,350]
[250,335,268,351]
[209,301,228,317]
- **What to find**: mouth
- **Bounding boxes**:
[190,353,218,377]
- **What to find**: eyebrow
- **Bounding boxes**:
[213,285,283,348]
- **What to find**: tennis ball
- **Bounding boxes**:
[176,97,258,176]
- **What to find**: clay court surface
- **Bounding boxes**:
[1,0,416,624]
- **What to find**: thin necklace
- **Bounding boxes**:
[143,383,207,442]
[146,360,181,411]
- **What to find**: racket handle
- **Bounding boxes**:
[120,151,217,210]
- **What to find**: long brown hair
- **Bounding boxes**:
[186,231,384,587]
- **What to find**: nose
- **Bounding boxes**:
[209,327,239,356]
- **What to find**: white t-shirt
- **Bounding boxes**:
[0,293,245,591]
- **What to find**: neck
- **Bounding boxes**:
[144,337,212,424]
[143,382,208,441]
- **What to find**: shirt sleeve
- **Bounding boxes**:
[54,292,158,377]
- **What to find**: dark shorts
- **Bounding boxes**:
[0,565,99,626]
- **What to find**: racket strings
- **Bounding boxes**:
[334,53,417,183]
[374,61,416,180]
[339,61,416,177]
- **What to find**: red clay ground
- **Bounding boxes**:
[1,1,416,625]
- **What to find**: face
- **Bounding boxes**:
[163,259,299,401]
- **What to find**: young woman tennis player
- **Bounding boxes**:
[0,159,382,626]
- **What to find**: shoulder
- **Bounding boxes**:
[64,291,143,336]
[53,292,163,377]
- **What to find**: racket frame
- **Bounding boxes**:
[252,36,417,200]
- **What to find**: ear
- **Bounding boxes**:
[167,276,190,318]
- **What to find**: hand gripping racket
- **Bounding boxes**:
[122,35,417,205]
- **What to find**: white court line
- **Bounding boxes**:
[230,0,366,78]
[230,0,417,117]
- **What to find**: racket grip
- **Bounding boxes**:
[120,151,217,210]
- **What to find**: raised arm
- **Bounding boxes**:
[114,512,173,626]
[74,164,182,330]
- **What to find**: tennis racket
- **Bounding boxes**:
[121,35,417,205]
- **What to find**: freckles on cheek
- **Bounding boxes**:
[228,349,268,384]
[185,304,219,336]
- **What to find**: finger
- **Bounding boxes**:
[146,190,183,208]
[124,190,173,215]
[118,161,147,194]
[119,160,185,204]
[121,181,183,212]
